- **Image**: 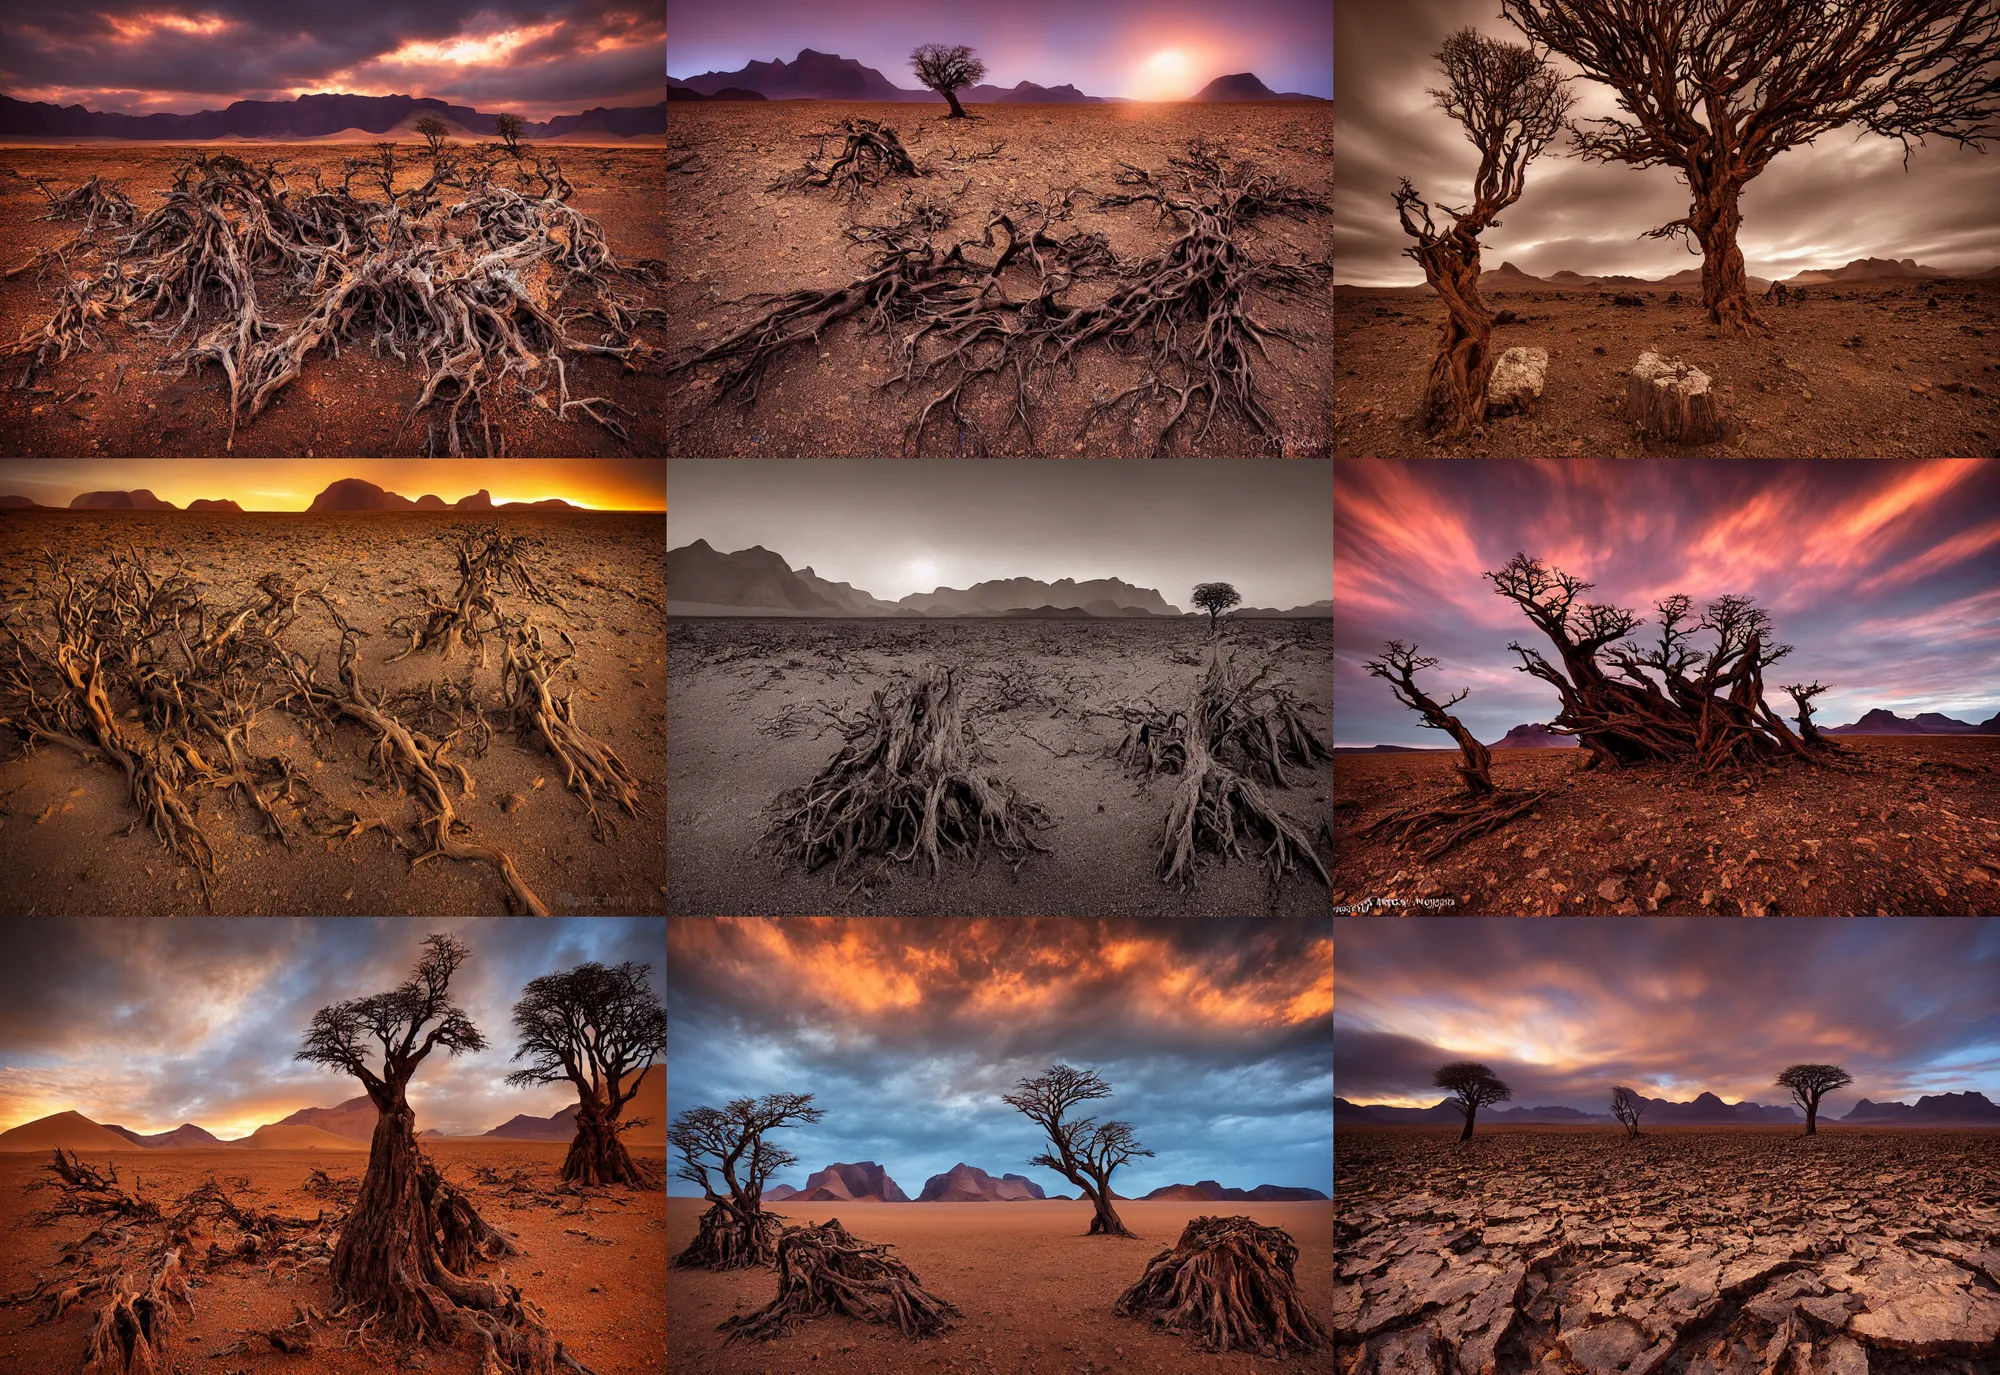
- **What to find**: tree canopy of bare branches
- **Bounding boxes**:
[1775,1063,1853,1135]
[1364,640,1493,796]
[1610,1086,1647,1138]
[1002,1065,1153,1238]
[1434,1061,1511,1142]
[1191,582,1242,629]
[669,1093,824,1268]
[508,961,666,1188]
[1394,28,1573,437]
[413,114,450,155]
[910,43,987,118]
[1501,0,2000,336]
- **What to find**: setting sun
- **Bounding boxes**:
[1133,47,1195,99]
[912,558,938,582]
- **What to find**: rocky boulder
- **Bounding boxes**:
[1624,351,1726,445]
[1487,347,1547,414]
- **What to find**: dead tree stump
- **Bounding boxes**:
[718,1218,961,1342]
[1113,1215,1329,1357]
[1624,350,1727,444]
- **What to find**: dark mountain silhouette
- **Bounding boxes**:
[414,494,447,510]
[456,489,494,509]
[1911,712,1979,734]
[1636,1092,1799,1124]
[1786,257,1948,284]
[1232,600,1335,618]
[916,1163,1050,1201]
[101,1122,232,1148]
[0,93,664,140]
[1339,1093,1799,1124]
[961,80,1104,104]
[307,479,418,512]
[1490,723,1576,748]
[499,498,579,509]
[1140,1180,1329,1201]
[667,87,768,102]
[186,499,244,512]
[482,1066,662,1141]
[0,494,46,508]
[71,490,178,510]
[671,50,1117,102]
[1979,712,2000,735]
[764,1162,910,1203]
[1471,263,1774,293]
[1823,708,1981,735]
[667,539,844,612]
[1188,73,1327,101]
[900,575,1180,616]
[1002,604,1097,619]
[1331,744,1433,755]
[1336,1096,1388,1123]
[1840,1092,2000,1123]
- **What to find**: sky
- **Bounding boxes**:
[1,0,664,118]
[1334,0,2000,285]
[0,918,666,1139]
[1336,918,2000,1117]
[0,460,666,511]
[667,918,1333,1199]
[1335,458,2000,747]
[667,460,1332,607]
[665,0,1332,100]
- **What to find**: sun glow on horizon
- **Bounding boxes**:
[1133,47,1196,100]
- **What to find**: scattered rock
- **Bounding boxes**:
[1596,877,1626,903]
[1488,347,1549,413]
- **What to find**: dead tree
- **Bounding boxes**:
[718,1218,961,1342]
[1435,1061,1511,1142]
[295,932,576,1375]
[1114,1215,1328,1356]
[494,113,527,156]
[911,43,987,118]
[1488,553,1832,775]
[1781,680,1842,752]
[1394,29,1573,437]
[414,114,451,156]
[1364,640,1493,796]
[1776,1063,1852,1136]
[771,120,921,199]
[1002,1066,1151,1238]
[670,1094,823,1269]
[1610,1086,1647,1138]
[507,961,665,1189]
[1502,0,2000,336]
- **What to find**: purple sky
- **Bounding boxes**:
[1336,918,2000,1116]
[1335,0,2000,284]
[665,0,1332,99]
[1335,459,2000,747]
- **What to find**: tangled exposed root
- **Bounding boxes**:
[771,119,922,199]
[1358,787,1554,861]
[387,526,560,666]
[27,1149,161,1224]
[1113,1215,1328,1357]
[501,622,645,841]
[673,1204,785,1271]
[5,265,118,386]
[36,175,137,232]
[719,1218,961,1343]
[763,662,1054,889]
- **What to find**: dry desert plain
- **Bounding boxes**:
[0,510,665,915]
[0,144,668,456]
[0,1139,666,1375]
[669,1197,1334,1374]
[1332,1126,2000,1374]
[1333,282,2000,458]
[665,617,1332,915]
[1330,737,2000,916]
[664,101,1334,457]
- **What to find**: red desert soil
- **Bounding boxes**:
[0,145,667,456]
[1333,282,2000,457]
[0,510,665,916]
[1331,737,2000,916]
[1333,1126,2000,1373]
[668,1197,1333,1374]
[666,618,1332,915]
[665,101,1333,457]
[0,1140,666,1375]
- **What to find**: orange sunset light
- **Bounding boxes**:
[0,460,664,512]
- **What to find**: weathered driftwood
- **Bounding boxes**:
[719,1218,961,1343]
[1624,350,1726,444]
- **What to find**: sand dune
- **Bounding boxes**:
[244,1124,368,1151]
[0,1110,140,1153]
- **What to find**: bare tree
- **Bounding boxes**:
[1775,1063,1853,1136]
[1781,681,1842,753]
[295,933,551,1365]
[1502,0,2000,336]
[413,114,450,156]
[1610,1086,1647,1138]
[1191,581,1242,630]
[669,1093,824,1268]
[493,112,527,156]
[910,43,987,119]
[1394,28,1573,437]
[507,960,666,1189]
[1002,1065,1153,1238]
[1434,1061,1511,1142]
[1364,639,1494,796]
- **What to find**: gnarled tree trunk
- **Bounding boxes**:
[1693,182,1765,337]
[1412,238,1495,438]
[1083,1177,1135,1238]
[942,89,969,118]
[562,1094,648,1188]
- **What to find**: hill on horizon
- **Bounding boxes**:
[670,49,1324,103]
[0,92,664,141]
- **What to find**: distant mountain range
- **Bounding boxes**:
[1337,1092,1803,1125]
[1139,1180,1329,1201]
[668,49,1323,103]
[668,87,768,102]
[667,540,1327,618]
[1490,723,1575,748]
[1422,258,2000,294]
[0,93,664,141]
[1823,708,1997,735]
[766,1161,912,1202]
[1841,1092,2000,1123]
[2,482,591,512]
[918,1163,1050,1201]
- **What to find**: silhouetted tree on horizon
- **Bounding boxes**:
[1610,1085,1647,1138]
[413,113,450,155]
[1191,581,1242,630]
[1776,1063,1852,1135]
[1435,1061,1511,1142]
[493,112,526,156]
[911,43,987,119]
[1003,1065,1153,1237]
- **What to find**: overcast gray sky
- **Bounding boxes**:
[668,918,1332,1199]
[666,461,1332,607]
[1335,0,2000,286]
[0,919,664,1138]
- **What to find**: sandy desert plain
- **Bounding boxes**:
[0,143,668,456]
[1332,1125,2000,1374]
[665,617,1333,915]
[0,1139,666,1375]
[0,509,665,915]
[664,102,1334,457]
[669,1197,1333,1374]
[1331,737,2000,917]
[1333,282,2000,458]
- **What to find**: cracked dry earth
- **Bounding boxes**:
[1334,1129,2000,1375]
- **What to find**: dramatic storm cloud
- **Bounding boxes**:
[1334,0,2000,284]
[2,0,663,117]
[667,459,1331,607]
[0,459,665,511]
[667,918,1332,1199]
[1336,918,2000,1116]
[0,919,665,1137]
[665,0,1332,100]
[1335,458,2000,746]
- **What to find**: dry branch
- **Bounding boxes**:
[772,120,923,199]
[1114,1215,1328,1357]
[719,1218,962,1343]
